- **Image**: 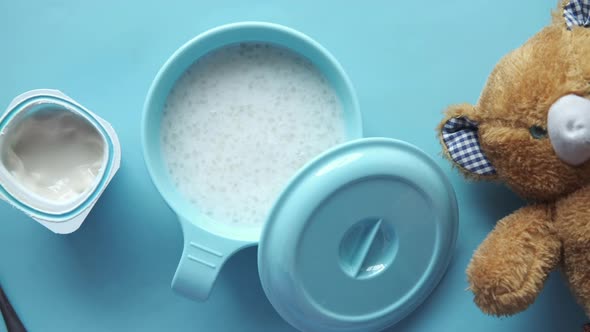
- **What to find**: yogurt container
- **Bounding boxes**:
[0,89,121,234]
[142,22,458,332]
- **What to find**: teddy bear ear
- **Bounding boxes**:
[560,0,590,30]
[438,105,497,177]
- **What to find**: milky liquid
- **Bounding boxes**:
[1,109,105,202]
[161,43,347,227]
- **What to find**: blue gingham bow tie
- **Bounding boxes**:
[565,0,590,29]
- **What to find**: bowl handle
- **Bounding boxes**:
[172,217,251,301]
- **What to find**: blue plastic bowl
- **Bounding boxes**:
[142,22,362,301]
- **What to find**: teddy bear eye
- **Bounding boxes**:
[529,125,548,139]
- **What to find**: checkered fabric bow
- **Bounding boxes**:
[564,0,590,30]
[442,117,496,176]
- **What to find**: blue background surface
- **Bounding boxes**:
[0,0,586,331]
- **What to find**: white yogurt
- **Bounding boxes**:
[1,109,105,203]
[161,42,346,227]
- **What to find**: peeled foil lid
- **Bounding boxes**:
[0,89,121,234]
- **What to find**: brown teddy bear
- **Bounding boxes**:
[438,0,590,319]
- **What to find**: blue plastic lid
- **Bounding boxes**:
[258,138,458,332]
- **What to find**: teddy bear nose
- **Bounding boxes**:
[548,94,590,166]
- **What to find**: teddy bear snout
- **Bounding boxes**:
[548,94,590,166]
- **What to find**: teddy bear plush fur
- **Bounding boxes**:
[438,1,590,317]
